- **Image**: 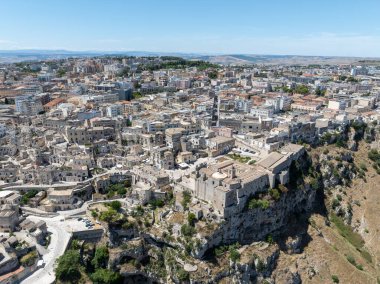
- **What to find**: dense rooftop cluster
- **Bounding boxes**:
[0,56,379,283]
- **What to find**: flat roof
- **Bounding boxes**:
[257,152,284,169]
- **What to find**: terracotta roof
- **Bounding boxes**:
[44,98,65,108]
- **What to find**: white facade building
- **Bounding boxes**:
[15,95,43,115]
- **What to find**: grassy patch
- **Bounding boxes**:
[330,213,372,263]
[330,213,363,248]
[346,255,364,270]
[227,153,251,163]
[359,248,372,263]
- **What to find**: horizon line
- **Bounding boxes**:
[0,48,379,59]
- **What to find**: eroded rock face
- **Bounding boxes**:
[194,185,316,259]
[348,131,358,151]
[279,271,302,284]
[208,245,280,284]
[285,235,303,255]
[108,237,147,269]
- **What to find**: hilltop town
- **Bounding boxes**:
[0,56,379,283]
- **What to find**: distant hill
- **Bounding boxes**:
[0,49,379,65]
[197,54,380,65]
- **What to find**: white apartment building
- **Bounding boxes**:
[106,104,123,117]
[250,106,274,118]
[328,100,346,111]
[15,95,43,115]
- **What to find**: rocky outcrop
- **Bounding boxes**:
[194,184,316,259]
[318,153,356,189]
[198,245,280,284]
[108,238,147,269]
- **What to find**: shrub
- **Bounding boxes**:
[229,248,240,262]
[332,275,340,283]
[269,188,281,201]
[187,213,196,226]
[248,198,270,210]
[346,255,356,265]
[331,199,340,209]
[91,210,98,218]
[266,235,274,244]
[278,184,288,193]
[359,163,367,172]
[368,149,380,162]
[90,268,122,284]
[99,208,119,223]
[310,178,319,190]
[117,187,127,195]
[177,268,189,281]
[20,251,37,267]
[181,224,195,237]
[214,245,228,257]
[149,199,164,209]
[255,258,266,272]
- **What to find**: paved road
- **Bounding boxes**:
[58,198,127,217]
[21,216,71,284]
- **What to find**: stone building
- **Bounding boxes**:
[150,146,175,170]
[206,136,235,157]
[0,205,19,232]
[165,128,185,153]
[194,160,269,217]
[42,188,79,212]
[132,165,170,191]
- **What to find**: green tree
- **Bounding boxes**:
[55,250,81,282]
[92,246,109,269]
[149,198,164,209]
[187,212,196,226]
[294,85,309,94]
[132,92,142,99]
[99,208,118,222]
[108,200,121,211]
[208,70,218,79]
[181,191,191,209]
[90,269,123,284]
[315,87,326,96]
[21,189,38,205]
[117,187,127,195]
[57,69,66,77]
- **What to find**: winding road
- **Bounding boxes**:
[20,216,71,284]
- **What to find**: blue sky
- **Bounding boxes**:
[1,0,380,57]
